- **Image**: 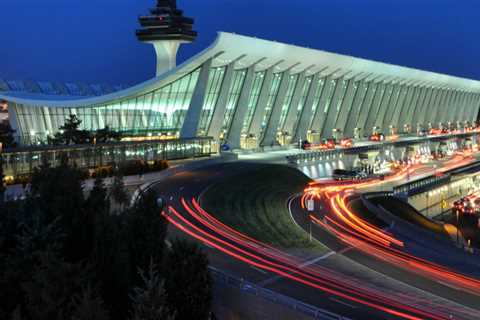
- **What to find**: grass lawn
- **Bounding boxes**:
[201,164,322,249]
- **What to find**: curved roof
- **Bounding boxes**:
[3,32,480,108]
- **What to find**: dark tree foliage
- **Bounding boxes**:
[129,261,175,320]
[111,171,129,209]
[21,251,92,320]
[165,239,213,320]
[70,286,110,320]
[30,161,90,261]
[0,155,5,203]
[0,121,16,149]
[0,162,211,320]
[55,114,92,145]
[95,126,121,143]
[127,190,168,272]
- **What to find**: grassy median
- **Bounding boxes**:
[201,164,321,249]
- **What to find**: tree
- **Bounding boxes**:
[129,261,175,320]
[58,114,91,145]
[87,176,110,214]
[21,251,91,320]
[0,122,16,149]
[70,286,110,320]
[127,190,168,272]
[165,240,212,320]
[110,172,129,210]
[0,155,5,204]
[95,126,121,143]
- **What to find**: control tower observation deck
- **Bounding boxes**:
[136,0,197,76]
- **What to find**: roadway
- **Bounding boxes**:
[150,160,480,320]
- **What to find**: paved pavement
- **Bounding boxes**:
[149,162,480,319]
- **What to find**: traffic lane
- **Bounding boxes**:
[290,196,480,311]
[151,164,440,320]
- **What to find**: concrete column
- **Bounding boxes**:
[207,62,236,139]
[381,82,403,130]
[282,72,307,135]
[412,86,431,127]
[355,80,379,135]
[260,68,294,147]
[459,92,472,123]
[450,91,462,122]
[226,66,256,149]
[428,88,444,125]
[408,86,427,127]
[310,74,336,133]
[432,89,447,125]
[417,87,435,126]
[321,76,350,138]
[364,82,387,134]
[374,82,394,130]
[180,59,213,138]
[467,93,480,122]
[248,65,278,138]
[344,80,368,138]
[397,84,416,129]
[440,90,455,124]
[389,84,409,129]
[336,77,361,135]
[293,73,322,142]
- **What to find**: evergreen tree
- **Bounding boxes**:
[87,176,110,214]
[127,190,168,272]
[70,286,110,320]
[0,122,16,149]
[165,240,212,320]
[58,114,91,145]
[110,172,129,210]
[129,261,175,320]
[21,251,91,320]
[0,155,5,204]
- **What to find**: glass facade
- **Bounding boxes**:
[278,74,299,130]
[241,71,265,134]
[259,72,283,135]
[221,69,247,137]
[198,67,226,135]
[13,68,201,144]
[2,137,215,178]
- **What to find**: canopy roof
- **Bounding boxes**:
[3,32,480,108]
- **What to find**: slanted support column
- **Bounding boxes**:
[364,81,387,134]
[354,78,380,136]
[389,83,409,129]
[310,72,336,133]
[336,75,364,135]
[344,78,369,138]
[282,71,308,136]
[417,87,435,126]
[459,92,472,123]
[207,62,236,139]
[408,85,427,129]
[180,59,212,138]
[434,89,449,126]
[260,65,298,147]
[248,62,282,139]
[439,90,454,124]
[381,82,403,130]
[321,75,351,138]
[432,88,447,127]
[397,84,416,129]
[293,72,321,142]
[226,65,257,150]
[375,82,395,130]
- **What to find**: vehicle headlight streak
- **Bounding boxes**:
[163,198,451,320]
[302,158,480,297]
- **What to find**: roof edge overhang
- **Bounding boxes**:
[2,31,480,108]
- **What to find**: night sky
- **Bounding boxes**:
[1,0,479,86]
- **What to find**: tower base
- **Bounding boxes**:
[151,40,185,76]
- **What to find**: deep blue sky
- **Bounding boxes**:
[1,0,479,86]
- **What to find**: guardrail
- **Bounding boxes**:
[209,266,352,320]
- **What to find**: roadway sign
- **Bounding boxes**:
[307,199,315,212]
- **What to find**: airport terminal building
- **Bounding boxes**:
[2,0,480,149]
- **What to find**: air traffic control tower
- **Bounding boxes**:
[136,0,197,76]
